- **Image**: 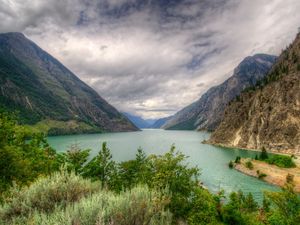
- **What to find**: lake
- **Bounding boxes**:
[47,129,279,201]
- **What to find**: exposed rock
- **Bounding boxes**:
[209,34,300,155]
[163,54,276,131]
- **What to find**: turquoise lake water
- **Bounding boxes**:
[47,129,279,201]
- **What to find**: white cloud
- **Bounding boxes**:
[1,0,299,119]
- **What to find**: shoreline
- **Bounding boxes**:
[203,140,300,157]
[233,158,300,193]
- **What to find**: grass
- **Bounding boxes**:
[265,155,296,168]
[23,119,102,135]
[0,171,172,225]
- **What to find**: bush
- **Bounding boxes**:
[266,155,296,168]
[258,173,267,179]
[0,170,100,222]
[228,161,234,169]
[265,184,300,225]
[260,147,269,160]
[0,111,61,193]
[0,185,172,225]
[222,191,258,225]
[188,188,219,225]
[62,144,90,174]
[245,161,254,170]
[235,156,241,163]
[286,173,294,184]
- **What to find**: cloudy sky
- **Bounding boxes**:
[1,0,300,119]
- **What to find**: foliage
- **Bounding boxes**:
[0,111,61,193]
[265,155,296,168]
[145,145,200,219]
[117,147,150,190]
[235,156,241,163]
[260,147,269,160]
[222,191,259,225]
[0,170,100,222]
[228,161,234,168]
[187,188,220,225]
[245,160,254,170]
[258,173,267,179]
[82,142,117,188]
[265,184,300,225]
[0,176,172,225]
[62,143,90,174]
[1,111,300,225]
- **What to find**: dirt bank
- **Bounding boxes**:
[234,158,300,192]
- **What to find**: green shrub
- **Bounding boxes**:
[228,161,234,169]
[222,191,259,225]
[0,111,61,193]
[235,156,241,163]
[258,173,267,179]
[1,185,172,225]
[260,147,269,160]
[245,161,254,170]
[0,170,100,221]
[62,144,91,174]
[266,155,296,168]
[187,188,219,225]
[265,184,300,225]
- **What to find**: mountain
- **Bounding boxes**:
[209,34,300,154]
[145,119,157,127]
[163,54,277,131]
[0,32,138,135]
[150,116,173,128]
[122,112,150,128]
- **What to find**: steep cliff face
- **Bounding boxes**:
[0,32,138,134]
[209,34,300,155]
[163,54,277,131]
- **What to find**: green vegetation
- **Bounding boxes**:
[258,148,296,168]
[257,170,267,179]
[1,111,300,225]
[265,155,296,168]
[0,111,61,193]
[228,161,234,168]
[245,160,254,170]
[23,119,103,136]
[260,147,269,160]
[0,171,171,225]
[235,156,241,163]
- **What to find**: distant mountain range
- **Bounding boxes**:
[163,54,277,131]
[122,112,151,128]
[122,112,172,129]
[209,34,300,154]
[151,116,173,128]
[0,32,138,135]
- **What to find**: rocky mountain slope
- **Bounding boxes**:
[0,32,138,135]
[163,54,277,131]
[209,34,300,155]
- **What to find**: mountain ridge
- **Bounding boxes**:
[163,54,277,131]
[208,34,300,155]
[0,32,138,134]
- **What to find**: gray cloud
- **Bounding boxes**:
[1,0,300,119]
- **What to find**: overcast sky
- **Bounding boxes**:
[1,0,300,119]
